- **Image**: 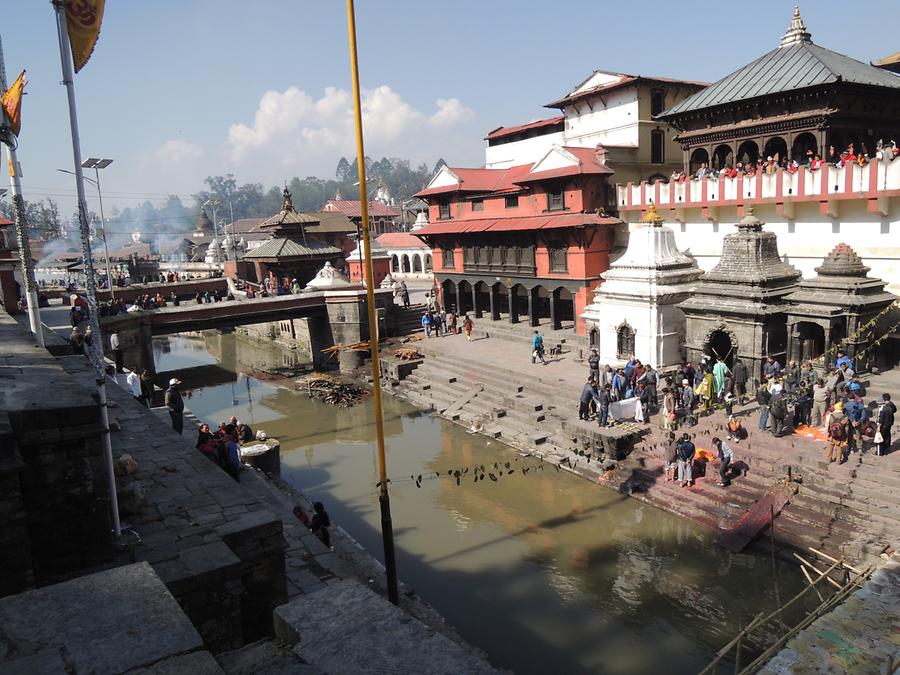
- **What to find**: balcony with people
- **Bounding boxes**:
[618,139,900,214]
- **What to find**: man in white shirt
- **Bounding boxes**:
[126,368,143,404]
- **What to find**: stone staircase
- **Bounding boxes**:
[594,410,900,563]
[391,351,900,565]
[470,317,589,355]
[392,302,427,337]
[391,349,632,475]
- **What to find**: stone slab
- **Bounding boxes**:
[274,578,496,674]
[125,651,224,675]
[0,562,203,675]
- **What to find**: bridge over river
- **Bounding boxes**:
[97,287,396,374]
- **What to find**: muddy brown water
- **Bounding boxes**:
[154,332,816,675]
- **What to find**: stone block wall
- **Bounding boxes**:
[0,415,31,597]
[216,511,288,643]
[0,314,113,595]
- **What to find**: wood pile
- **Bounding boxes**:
[297,373,370,408]
[393,348,422,361]
[320,342,372,360]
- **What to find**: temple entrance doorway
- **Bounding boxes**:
[706,330,735,368]
[795,322,825,363]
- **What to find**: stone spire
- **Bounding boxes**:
[780,6,812,47]
[814,243,871,278]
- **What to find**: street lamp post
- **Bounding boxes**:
[58,159,115,299]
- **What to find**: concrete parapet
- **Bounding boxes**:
[0,562,204,675]
[274,578,497,674]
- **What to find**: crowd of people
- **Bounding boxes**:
[672,141,900,184]
[577,348,895,469]
[420,307,473,340]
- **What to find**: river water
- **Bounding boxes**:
[154,332,813,675]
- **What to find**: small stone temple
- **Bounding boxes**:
[786,243,896,371]
[582,205,702,369]
[242,188,343,288]
[679,207,801,379]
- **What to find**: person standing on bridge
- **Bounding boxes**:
[165,378,185,435]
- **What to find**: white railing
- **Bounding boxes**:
[617,159,900,210]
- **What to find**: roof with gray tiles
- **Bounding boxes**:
[660,10,900,117]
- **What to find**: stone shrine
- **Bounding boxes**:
[582,205,701,369]
[679,207,801,379]
[786,243,896,371]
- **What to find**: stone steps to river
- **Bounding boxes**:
[389,349,898,564]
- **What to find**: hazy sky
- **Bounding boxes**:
[3,1,898,215]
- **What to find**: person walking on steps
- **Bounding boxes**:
[875,393,895,456]
[579,378,597,421]
[711,437,735,487]
[165,378,184,435]
[732,358,749,405]
[531,331,546,365]
[756,380,771,431]
[463,314,474,341]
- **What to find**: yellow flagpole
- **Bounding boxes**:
[345,0,399,605]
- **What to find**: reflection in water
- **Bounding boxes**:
[155,332,814,675]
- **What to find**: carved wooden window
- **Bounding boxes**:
[548,239,568,273]
[547,185,565,211]
[463,246,475,265]
[617,323,635,358]
[471,198,484,212]
[438,201,451,220]
[651,129,664,165]
[505,195,519,208]
[650,89,665,116]
[441,248,455,269]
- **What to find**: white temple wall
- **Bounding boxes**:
[644,200,900,295]
[587,296,687,370]
[484,131,565,169]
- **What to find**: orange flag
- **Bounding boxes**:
[66,0,105,72]
[1,70,25,137]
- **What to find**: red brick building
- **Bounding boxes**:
[414,146,620,335]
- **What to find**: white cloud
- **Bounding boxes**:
[155,139,202,163]
[226,84,479,179]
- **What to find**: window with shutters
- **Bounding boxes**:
[441,248,455,269]
[438,201,451,219]
[548,240,568,272]
[547,185,565,211]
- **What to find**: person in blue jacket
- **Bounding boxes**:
[531,331,546,365]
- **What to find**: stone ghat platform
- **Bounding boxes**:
[389,333,900,566]
[0,310,498,673]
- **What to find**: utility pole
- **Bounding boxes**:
[0,34,43,345]
[346,0,399,605]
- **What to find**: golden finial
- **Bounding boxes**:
[642,203,663,227]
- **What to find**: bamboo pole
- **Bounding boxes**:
[800,565,825,602]
[739,566,872,673]
[345,0,398,605]
[808,547,862,575]
[793,553,842,590]
[699,560,842,675]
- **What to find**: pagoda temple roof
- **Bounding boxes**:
[660,7,900,118]
[243,237,340,260]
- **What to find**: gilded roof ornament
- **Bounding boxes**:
[780,6,812,47]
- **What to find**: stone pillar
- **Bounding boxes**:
[527,288,539,327]
[549,290,560,330]
[454,283,463,314]
[489,285,500,321]
[508,287,518,324]
[471,286,481,319]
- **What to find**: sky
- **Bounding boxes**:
[3,1,899,217]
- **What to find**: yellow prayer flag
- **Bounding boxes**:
[1,70,25,137]
[66,0,105,73]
